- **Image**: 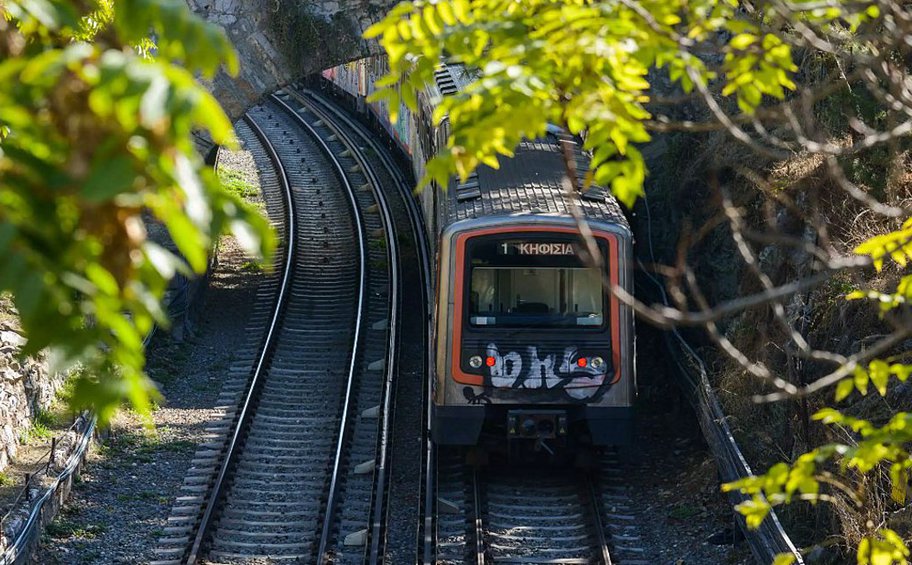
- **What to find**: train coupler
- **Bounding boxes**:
[506,410,568,440]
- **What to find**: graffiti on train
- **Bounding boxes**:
[484,343,611,400]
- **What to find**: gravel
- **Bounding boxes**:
[626,324,756,565]
[35,145,267,565]
[624,403,755,565]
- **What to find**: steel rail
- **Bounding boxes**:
[301,87,437,565]
[267,92,374,565]
[289,91,403,564]
[471,469,487,565]
[471,469,616,565]
[585,475,613,565]
[185,113,297,564]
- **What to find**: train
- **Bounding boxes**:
[320,57,636,453]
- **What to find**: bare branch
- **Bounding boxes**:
[756,329,912,402]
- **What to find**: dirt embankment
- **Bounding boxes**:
[638,66,912,560]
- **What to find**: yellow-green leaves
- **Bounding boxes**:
[722,33,797,114]
[773,553,797,565]
[854,218,912,271]
[734,495,772,529]
[724,452,825,531]
[847,219,912,315]
[836,361,912,401]
[857,530,910,565]
[728,407,912,554]
[363,0,844,206]
[890,463,909,505]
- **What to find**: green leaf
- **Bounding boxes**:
[81,155,136,202]
[9,0,79,30]
[854,366,870,396]
[772,553,796,565]
[85,264,119,296]
[734,496,771,530]
[890,464,907,505]
[0,0,271,427]
[869,360,890,396]
[729,33,756,50]
[835,378,855,402]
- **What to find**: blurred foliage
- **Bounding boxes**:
[364,0,876,207]
[0,0,274,423]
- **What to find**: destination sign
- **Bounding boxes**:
[499,242,576,256]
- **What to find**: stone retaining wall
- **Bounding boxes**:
[0,324,67,473]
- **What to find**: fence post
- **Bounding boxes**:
[47,437,57,473]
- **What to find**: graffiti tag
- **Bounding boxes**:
[484,343,609,400]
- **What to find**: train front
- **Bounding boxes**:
[433,217,635,451]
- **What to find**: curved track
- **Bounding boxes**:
[200,99,373,563]
[152,89,404,564]
[293,86,435,565]
[268,90,403,564]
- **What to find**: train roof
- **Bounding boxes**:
[443,133,631,231]
[431,64,630,232]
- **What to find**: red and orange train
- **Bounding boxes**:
[323,59,636,450]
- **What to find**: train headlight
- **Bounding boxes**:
[468,355,483,369]
[590,356,605,369]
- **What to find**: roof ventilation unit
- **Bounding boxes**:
[573,150,606,202]
[434,66,459,95]
[454,171,481,201]
[553,132,606,202]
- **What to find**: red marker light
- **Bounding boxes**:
[485,356,496,367]
[577,357,588,368]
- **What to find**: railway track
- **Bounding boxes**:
[293,86,435,564]
[433,449,647,565]
[269,90,404,563]
[151,83,648,565]
[152,86,403,563]
[298,88,648,565]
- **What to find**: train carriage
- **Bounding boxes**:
[323,59,636,451]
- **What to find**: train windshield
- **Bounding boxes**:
[467,238,606,328]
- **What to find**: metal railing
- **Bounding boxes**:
[639,193,804,565]
[662,326,804,563]
[0,413,95,565]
